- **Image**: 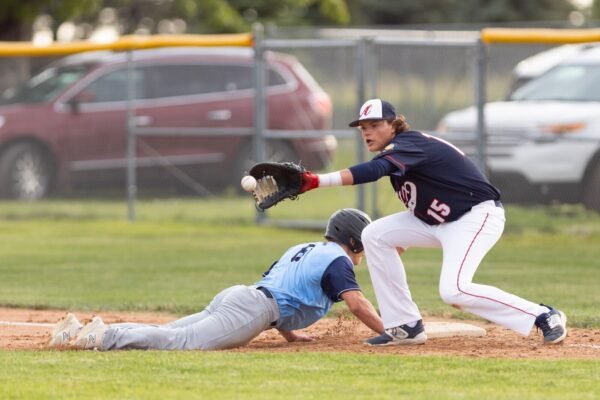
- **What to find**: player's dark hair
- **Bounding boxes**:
[392,115,410,133]
[325,208,372,253]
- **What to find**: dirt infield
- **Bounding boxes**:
[1,307,599,359]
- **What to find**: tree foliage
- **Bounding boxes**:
[346,0,577,26]
[0,0,583,40]
[593,0,600,20]
[172,0,350,33]
[0,0,101,39]
[41,0,351,35]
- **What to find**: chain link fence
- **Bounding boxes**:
[0,27,597,220]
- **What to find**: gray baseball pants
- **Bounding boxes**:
[101,285,279,350]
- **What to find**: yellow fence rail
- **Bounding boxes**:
[481,28,600,45]
[0,33,254,57]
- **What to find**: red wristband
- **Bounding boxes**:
[300,172,319,193]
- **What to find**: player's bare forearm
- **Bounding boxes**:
[341,290,384,334]
[340,169,354,185]
[277,329,314,342]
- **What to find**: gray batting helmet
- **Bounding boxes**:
[324,208,372,253]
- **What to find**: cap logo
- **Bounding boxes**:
[361,105,373,117]
[349,99,396,127]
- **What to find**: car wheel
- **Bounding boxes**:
[582,161,600,213]
[0,143,52,200]
[233,140,298,192]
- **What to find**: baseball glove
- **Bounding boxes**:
[248,162,318,210]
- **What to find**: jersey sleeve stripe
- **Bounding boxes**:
[384,154,406,170]
[336,287,361,301]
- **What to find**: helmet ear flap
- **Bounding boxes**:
[348,237,360,253]
[349,237,357,252]
[350,236,366,253]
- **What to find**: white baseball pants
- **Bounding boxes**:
[362,200,546,335]
[101,285,279,350]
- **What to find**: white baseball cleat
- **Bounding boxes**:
[72,316,108,350]
[47,313,83,348]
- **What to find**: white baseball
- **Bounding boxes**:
[241,175,257,192]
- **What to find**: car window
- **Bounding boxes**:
[268,69,287,86]
[510,64,600,102]
[0,64,92,105]
[147,65,219,98]
[145,64,288,99]
[83,68,146,103]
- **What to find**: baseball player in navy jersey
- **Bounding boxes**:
[47,209,384,351]
[296,98,567,346]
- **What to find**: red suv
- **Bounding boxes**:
[0,47,335,199]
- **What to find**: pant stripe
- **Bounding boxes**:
[456,212,536,318]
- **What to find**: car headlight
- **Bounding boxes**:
[538,122,586,135]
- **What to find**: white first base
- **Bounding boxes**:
[424,322,486,338]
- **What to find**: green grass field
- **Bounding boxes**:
[1,199,599,399]
[0,352,597,400]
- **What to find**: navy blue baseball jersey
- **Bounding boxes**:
[349,130,500,225]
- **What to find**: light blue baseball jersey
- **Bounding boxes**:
[256,241,360,331]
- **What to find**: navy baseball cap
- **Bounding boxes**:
[349,99,397,127]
